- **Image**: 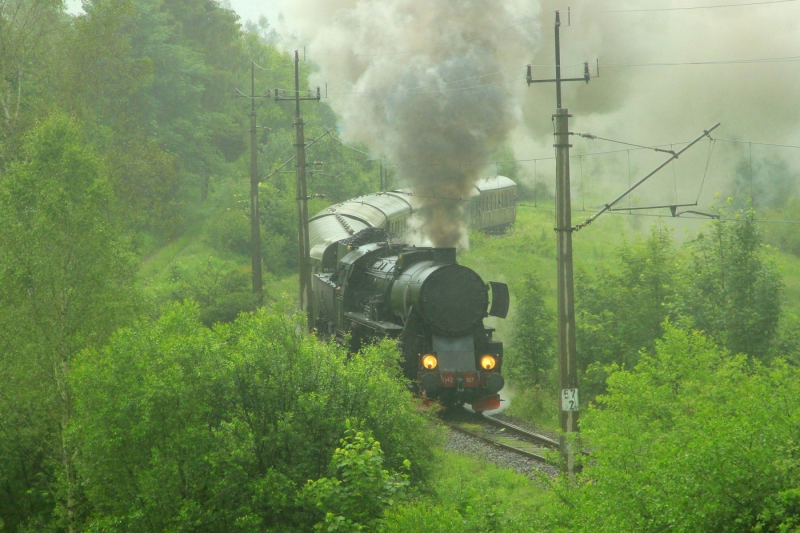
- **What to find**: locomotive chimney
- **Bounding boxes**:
[433,248,456,265]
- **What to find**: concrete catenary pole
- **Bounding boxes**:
[554,105,579,474]
[236,61,270,301]
[275,50,320,332]
[527,10,590,475]
[249,61,263,300]
[294,50,311,330]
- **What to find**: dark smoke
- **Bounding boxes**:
[289,0,538,247]
[381,53,514,247]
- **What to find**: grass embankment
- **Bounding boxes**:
[382,449,547,532]
[136,208,296,309]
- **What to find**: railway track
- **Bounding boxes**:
[442,408,559,464]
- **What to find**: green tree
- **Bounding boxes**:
[71,303,436,531]
[302,426,411,531]
[537,323,800,532]
[683,204,782,361]
[58,0,184,236]
[0,0,65,165]
[576,226,683,398]
[506,271,555,386]
[0,114,137,530]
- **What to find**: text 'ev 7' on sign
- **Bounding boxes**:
[561,389,579,412]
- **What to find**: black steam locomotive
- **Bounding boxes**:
[310,228,509,411]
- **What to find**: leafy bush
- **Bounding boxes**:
[302,426,411,531]
[205,207,251,256]
[536,323,800,532]
[70,303,437,531]
[164,257,258,325]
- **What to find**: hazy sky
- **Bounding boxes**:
[224,0,285,24]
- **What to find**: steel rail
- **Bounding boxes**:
[481,413,561,448]
[444,419,550,463]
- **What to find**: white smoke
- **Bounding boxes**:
[287,0,541,247]
[284,0,800,226]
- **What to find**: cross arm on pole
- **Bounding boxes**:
[274,87,321,102]
[234,88,271,99]
[527,62,590,85]
[260,128,334,183]
[572,122,721,231]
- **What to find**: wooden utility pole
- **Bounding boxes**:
[236,61,271,301]
[526,10,590,475]
[275,50,320,331]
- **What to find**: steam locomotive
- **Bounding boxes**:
[307,178,515,411]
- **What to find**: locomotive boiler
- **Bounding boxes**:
[311,229,509,411]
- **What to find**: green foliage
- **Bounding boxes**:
[683,204,782,361]
[576,225,682,398]
[0,114,138,530]
[205,205,251,256]
[258,174,303,273]
[165,256,258,325]
[506,271,556,386]
[380,451,545,532]
[0,0,64,165]
[71,303,437,531]
[755,488,800,532]
[537,323,800,532]
[302,426,411,531]
[576,210,784,401]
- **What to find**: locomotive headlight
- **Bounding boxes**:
[480,355,497,370]
[421,354,438,370]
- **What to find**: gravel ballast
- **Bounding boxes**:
[444,429,560,480]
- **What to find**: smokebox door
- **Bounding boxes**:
[488,282,509,319]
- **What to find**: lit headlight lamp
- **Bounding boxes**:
[421,354,438,370]
[480,355,497,371]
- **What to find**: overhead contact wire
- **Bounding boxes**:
[590,0,797,12]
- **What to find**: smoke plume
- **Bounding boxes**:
[288,0,539,247]
[285,0,800,235]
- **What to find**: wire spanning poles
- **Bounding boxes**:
[572,122,721,231]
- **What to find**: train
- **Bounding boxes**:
[306,176,516,411]
[308,175,517,272]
